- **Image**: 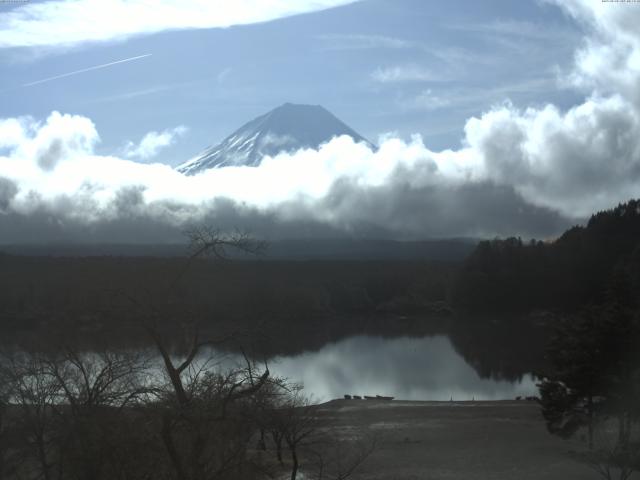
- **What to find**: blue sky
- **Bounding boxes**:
[1,0,582,164]
[1,0,640,242]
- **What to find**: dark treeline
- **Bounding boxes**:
[0,238,476,262]
[453,199,640,313]
[0,254,453,356]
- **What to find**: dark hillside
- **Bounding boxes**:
[453,199,640,313]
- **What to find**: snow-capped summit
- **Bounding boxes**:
[176,103,374,175]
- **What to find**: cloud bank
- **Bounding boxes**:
[1,0,639,244]
[0,0,357,49]
[0,111,574,244]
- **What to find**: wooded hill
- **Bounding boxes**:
[453,199,640,313]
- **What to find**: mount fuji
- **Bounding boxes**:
[177,103,374,175]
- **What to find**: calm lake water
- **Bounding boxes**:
[206,335,538,402]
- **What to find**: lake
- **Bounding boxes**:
[205,334,538,402]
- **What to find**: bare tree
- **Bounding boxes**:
[149,335,270,480]
[2,350,65,480]
[184,227,267,261]
[46,349,152,480]
[40,348,151,411]
[582,419,640,480]
[0,347,155,480]
[120,228,273,480]
[310,435,376,480]
[0,359,12,479]
[264,385,375,480]
[273,387,319,480]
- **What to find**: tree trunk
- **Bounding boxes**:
[272,431,284,466]
[0,407,5,478]
[290,446,299,480]
[34,424,52,480]
[258,428,266,451]
[618,414,625,448]
[588,395,594,451]
[190,428,207,480]
[161,413,187,480]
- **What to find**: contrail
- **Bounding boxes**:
[23,53,153,87]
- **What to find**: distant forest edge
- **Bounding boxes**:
[0,256,455,352]
[452,199,640,313]
[0,238,477,262]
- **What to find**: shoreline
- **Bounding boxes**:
[313,398,599,479]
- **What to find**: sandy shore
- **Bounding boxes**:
[314,399,617,480]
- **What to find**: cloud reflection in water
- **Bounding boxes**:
[266,335,537,402]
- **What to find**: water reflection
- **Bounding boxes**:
[3,335,538,404]
[210,335,538,402]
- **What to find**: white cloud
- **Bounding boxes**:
[258,133,295,149]
[547,0,640,107]
[0,117,29,150]
[407,89,452,111]
[316,34,415,51]
[0,0,357,49]
[11,111,99,172]
[371,65,440,83]
[400,78,559,113]
[464,95,640,216]
[0,113,444,209]
[447,19,577,42]
[123,126,188,161]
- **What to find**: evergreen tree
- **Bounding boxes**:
[538,307,607,449]
[538,272,640,477]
